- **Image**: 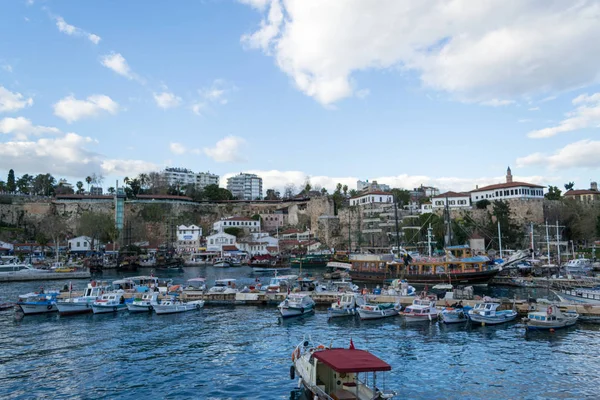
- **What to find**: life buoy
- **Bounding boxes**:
[317,345,325,349]
[291,348,300,361]
[547,307,552,315]
[47,305,53,310]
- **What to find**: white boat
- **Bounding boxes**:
[213,258,232,268]
[291,337,396,400]
[16,290,59,315]
[138,256,156,267]
[358,301,401,320]
[0,263,50,277]
[401,296,439,322]
[563,259,592,276]
[553,287,600,305]
[523,304,579,330]
[127,292,160,313]
[56,281,111,315]
[440,306,470,324]
[184,277,207,292]
[252,262,291,273]
[328,293,364,319]
[208,279,239,294]
[128,276,170,294]
[92,293,128,314]
[385,279,416,296]
[265,274,298,293]
[278,293,315,318]
[153,298,204,315]
[468,302,518,326]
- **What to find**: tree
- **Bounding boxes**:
[348,189,358,197]
[342,185,348,197]
[16,174,34,194]
[251,214,261,221]
[303,181,312,194]
[336,183,342,193]
[320,187,328,196]
[7,169,16,193]
[224,227,244,238]
[0,181,6,193]
[128,178,142,197]
[265,189,280,200]
[138,173,149,191]
[390,188,411,205]
[283,183,296,199]
[32,173,55,196]
[545,186,562,200]
[490,200,520,249]
[203,184,233,201]
[85,176,92,192]
[77,211,118,250]
[107,187,115,195]
[564,182,575,191]
[76,181,84,194]
[475,199,491,209]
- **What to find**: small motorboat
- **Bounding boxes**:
[328,293,364,319]
[357,302,401,320]
[183,277,207,292]
[213,258,232,268]
[265,274,298,293]
[153,298,204,315]
[208,279,239,294]
[522,304,579,330]
[401,296,439,323]
[127,292,160,313]
[92,293,128,314]
[16,290,59,315]
[468,302,518,326]
[440,305,471,324]
[0,302,15,310]
[291,337,396,399]
[278,293,315,318]
[56,281,111,315]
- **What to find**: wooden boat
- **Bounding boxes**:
[468,302,518,326]
[290,254,331,268]
[522,304,579,330]
[291,338,396,399]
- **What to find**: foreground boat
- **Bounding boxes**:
[278,293,315,318]
[358,302,401,320]
[57,281,111,315]
[127,293,160,313]
[468,302,518,326]
[328,293,364,319]
[153,298,204,315]
[522,304,579,330]
[291,338,396,399]
[16,290,59,315]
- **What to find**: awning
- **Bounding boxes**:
[313,349,391,373]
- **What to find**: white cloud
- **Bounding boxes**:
[169,142,187,155]
[54,16,101,44]
[527,92,600,138]
[517,139,600,170]
[0,86,33,112]
[53,94,119,123]
[153,91,182,109]
[238,0,271,10]
[100,159,159,176]
[241,1,600,105]
[222,169,548,193]
[100,52,135,80]
[355,89,370,99]
[203,136,246,162]
[1,64,13,73]
[481,99,514,107]
[192,80,236,115]
[0,117,60,140]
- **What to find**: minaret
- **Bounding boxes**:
[506,166,513,183]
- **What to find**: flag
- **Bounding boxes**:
[349,338,355,350]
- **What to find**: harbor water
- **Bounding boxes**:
[2,267,600,399]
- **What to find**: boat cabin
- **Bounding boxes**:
[284,293,312,307]
[112,279,136,292]
[214,279,237,288]
[185,278,207,290]
[472,302,501,316]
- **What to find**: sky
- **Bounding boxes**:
[1,0,600,193]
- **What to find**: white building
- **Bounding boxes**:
[431,192,472,209]
[176,224,202,253]
[226,173,263,200]
[470,167,545,203]
[420,202,433,214]
[68,236,99,252]
[349,191,394,206]
[357,180,391,192]
[238,234,279,255]
[206,232,237,252]
[213,216,261,233]
[161,167,219,190]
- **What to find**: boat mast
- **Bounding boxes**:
[545,220,550,263]
[444,196,452,247]
[556,220,561,265]
[427,223,432,257]
[348,208,351,253]
[497,221,503,259]
[393,196,400,257]
[530,222,534,262]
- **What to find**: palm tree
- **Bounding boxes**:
[138,173,149,190]
[108,187,115,195]
[85,176,92,193]
[342,185,348,196]
[76,181,84,194]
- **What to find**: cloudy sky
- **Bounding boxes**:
[1,0,600,193]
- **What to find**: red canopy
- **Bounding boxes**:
[313,349,391,373]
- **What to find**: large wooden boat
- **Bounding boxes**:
[350,246,500,285]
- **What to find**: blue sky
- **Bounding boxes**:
[1,0,600,193]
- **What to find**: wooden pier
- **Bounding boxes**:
[0,271,91,283]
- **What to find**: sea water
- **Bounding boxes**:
[1,267,599,399]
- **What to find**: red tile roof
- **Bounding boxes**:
[471,181,544,192]
[432,191,470,199]
[222,245,239,251]
[564,189,600,196]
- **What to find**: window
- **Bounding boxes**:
[77,242,80,247]
[510,190,514,195]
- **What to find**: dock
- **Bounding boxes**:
[0,271,91,282]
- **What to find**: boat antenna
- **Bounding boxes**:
[393,195,401,258]
[444,196,452,247]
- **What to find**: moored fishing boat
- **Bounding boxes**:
[16,290,59,315]
[553,286,600,305]
[440,305,470,324]
[291,337,396,399]
[522,304,579,330]
[153,298,204,315]
[328,293,364,319]
[401,296,439,322]
[208,278,239,294]
[468,302,518,326]
[290,254,331,269]
[92,293,128,314]
[278,293,315,318]
[127,292,160,313]
[357,301,401,320]
[265,274,298,293]
[56,281,111,315]
[213,258,232,268]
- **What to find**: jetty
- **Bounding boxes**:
[0,271,91,282]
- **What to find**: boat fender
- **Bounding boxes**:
[547,307,552,315]
[290,365,295,380]
[47,305,53,310]
[317,345,325,350]
[113,306,117,312]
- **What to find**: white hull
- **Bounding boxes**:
[440,310,468,324]
[279,306,314,318]
[469,311,518,325]
[252,267,291,273]
[213,262,231,268]
[554,290,600,305]
[402,313,438,323]
[56,301,93,315]
[92,304,128,314]
[127,303,153,313]
[18,303,57,315]
[153,301,203,315]
[525,319,577,330]
[358,308,399,320]
[327,308,356,319]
